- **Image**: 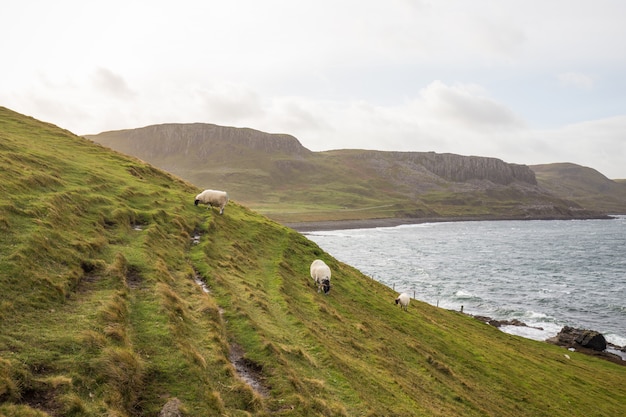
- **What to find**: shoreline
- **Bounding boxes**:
[284,214,615,233]
[289,214,626,365]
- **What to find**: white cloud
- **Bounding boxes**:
[417,81,525,130]
[195,83,264,124]
[92,68,135,99]
[557,72,595,91]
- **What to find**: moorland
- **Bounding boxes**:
[2,107,626,416]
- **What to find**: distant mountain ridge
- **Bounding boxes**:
[91,123,311,159]
[86,123,624,222]
[88,124,535,185]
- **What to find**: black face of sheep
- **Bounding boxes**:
[321,279,331,294]
[194,199,200,206]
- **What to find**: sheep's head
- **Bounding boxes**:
[194,199,200,206]
[321,279,331,294]
[395,298,400,305]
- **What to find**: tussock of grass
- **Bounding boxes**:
[96,346,145,413]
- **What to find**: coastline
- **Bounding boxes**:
[295,214,626,366]
[284,217,437,232]
[284,214,614,233]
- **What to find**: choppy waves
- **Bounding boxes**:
[308,216,626,346]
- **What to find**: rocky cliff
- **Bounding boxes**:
[405,152,537,185]
[334,150,538,186]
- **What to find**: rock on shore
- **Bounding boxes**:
[546,326,625,366]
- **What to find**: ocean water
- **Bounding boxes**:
[306,216,626,348]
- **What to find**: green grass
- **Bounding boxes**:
[532,163,626,214]
[1,106,626,416]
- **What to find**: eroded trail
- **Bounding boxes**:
[229,343,270,397]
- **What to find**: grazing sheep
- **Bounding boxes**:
[395,293,410,311]
[194,189,229,214]
[310,259,331,294]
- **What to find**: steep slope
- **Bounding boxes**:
[87,125,607,223]
[2,107,625,417]
[532,163,626,214]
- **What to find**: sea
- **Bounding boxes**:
[305,215,626,353]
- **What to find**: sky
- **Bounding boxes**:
[2,0,626,178]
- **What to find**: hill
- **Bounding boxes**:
[531,163,626,214]
[85,124,611,224]
[2,106,626,416]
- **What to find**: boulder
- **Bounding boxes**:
[551,326,607,351]
[545,326,626,366]
[575,330,607,351]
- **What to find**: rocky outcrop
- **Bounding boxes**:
[159,397,182,417]
[546,326,626,366]
[472,315,543,330]
[548,326,607,351]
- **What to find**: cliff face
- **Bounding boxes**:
[329,150,538,186]
[398,152,537,185]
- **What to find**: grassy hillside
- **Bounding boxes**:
[532,163,626,214]
[2,106,626,417]
[87,125,610,224]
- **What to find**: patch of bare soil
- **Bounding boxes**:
[21,386,63,416]
[125,265,143,289]
[228,343,270,397]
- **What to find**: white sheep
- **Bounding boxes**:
[194,189,229,214]
[395,293,410,311]
[310,259,331,294]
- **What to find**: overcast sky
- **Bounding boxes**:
[3,1,626,178]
